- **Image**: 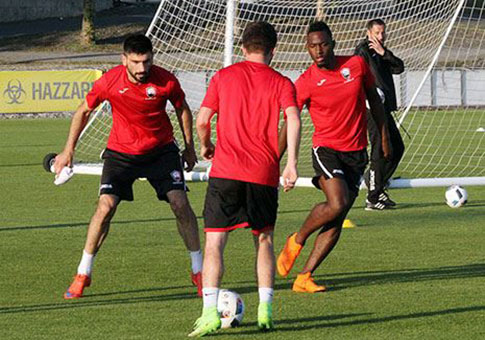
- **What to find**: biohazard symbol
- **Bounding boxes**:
[3,79,26,104]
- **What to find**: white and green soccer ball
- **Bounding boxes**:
[217,289,245,328]
[445,185,468,208]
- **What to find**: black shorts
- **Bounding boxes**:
[311,146,368,195]
[99,142,187,202]
[203,177,278,235]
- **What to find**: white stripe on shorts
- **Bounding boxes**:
[312,147,333,179]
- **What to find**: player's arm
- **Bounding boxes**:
[366,86,392,160]
[278,120,288,160]
[196,106,216,161]
[175,99,197,172]
[53,100,93,175]
[281,106,301,192]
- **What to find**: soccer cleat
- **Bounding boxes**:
[292,272,326,293]
[277,233,303,277]
[191,272,203,297]
[379,192,396,207]
[188,306,221,337]
[365,199,388,211]
[257,302,274,331]
[63,274,91,299]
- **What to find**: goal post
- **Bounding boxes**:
[71,0,485,188]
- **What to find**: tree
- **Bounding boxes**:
[81,0,95,46]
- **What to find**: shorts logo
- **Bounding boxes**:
[146,87,157,99]
[333,169,344,175]
[100,184,113,190]
[170,170,183,184]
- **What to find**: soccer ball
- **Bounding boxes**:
[217,289,245,328]
[445,185,468,208]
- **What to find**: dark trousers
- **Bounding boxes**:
[364,110,405,203]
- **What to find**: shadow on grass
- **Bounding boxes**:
[0,215,198,232]
[226,263,485,294]
[225,305,485,335]
[0,287,199,314]
[315,263,485,291]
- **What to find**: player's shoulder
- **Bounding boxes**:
[102,65,124,80]
[296,64,316,85]
[338,55,367,71]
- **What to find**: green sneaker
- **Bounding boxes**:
[188,306,221,337]
[257,302,274,331]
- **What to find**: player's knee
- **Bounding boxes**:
[95,204,116,222]
[258,232,273,247]
[327,198,348,217]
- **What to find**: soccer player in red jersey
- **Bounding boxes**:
[189,22,301,336]
[53,34,203,299]
[277,21,391,293]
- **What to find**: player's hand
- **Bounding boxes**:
[182,146,197,172]
[53,151,73,175]
[382,140,393,161]
[200,142,215,161]
[282,164,298,192]
[369,36,385,56]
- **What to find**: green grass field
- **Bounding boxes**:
[1,118,484,339]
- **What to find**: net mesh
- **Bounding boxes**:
[74,0,485,181]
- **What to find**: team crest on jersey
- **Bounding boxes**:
[146,87,157,99]
[171,170,183,184]
[340,67,354,83]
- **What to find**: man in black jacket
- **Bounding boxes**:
[355,19,405,210]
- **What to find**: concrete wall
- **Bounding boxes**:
[0,0,113,23]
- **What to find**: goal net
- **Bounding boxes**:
[73,0,485,187]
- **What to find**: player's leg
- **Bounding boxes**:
[166,190,202,296]
[290,176,352,293]
[64,193,120,299]
[147,146,203,296]
[253,231,275,330]
[189,231,227,337]
[277,147,349,277]
[166,190,201,252]
[293,189,357,293]
[190,178,244,337]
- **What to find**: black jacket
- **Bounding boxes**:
[354,39,404,112]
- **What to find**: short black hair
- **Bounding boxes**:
[307,21,333,40]
[123,34,153,54]
[367,18,386,30]
[242,21,277,55]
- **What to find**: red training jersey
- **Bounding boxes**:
[86,65,185,155]
[202,61,297,187]
[295,55,375,151]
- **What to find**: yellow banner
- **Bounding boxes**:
[0,69,102,113]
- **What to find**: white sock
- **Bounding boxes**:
[202,287,219,309]
[259,287,274,304]
[190,250,203,274]
[77,250,95,276]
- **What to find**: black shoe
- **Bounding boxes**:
[379,192,396,207]
[365,200,388,211]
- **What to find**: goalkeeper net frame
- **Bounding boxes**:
[72,0,485,188]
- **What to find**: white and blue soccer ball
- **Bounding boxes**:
[217,289,245,328]
[445,185,468,208]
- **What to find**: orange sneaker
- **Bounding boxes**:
[292,272,326,293]
[277,233,302,277]
[63,274,91,299]
[191,272,202,297]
